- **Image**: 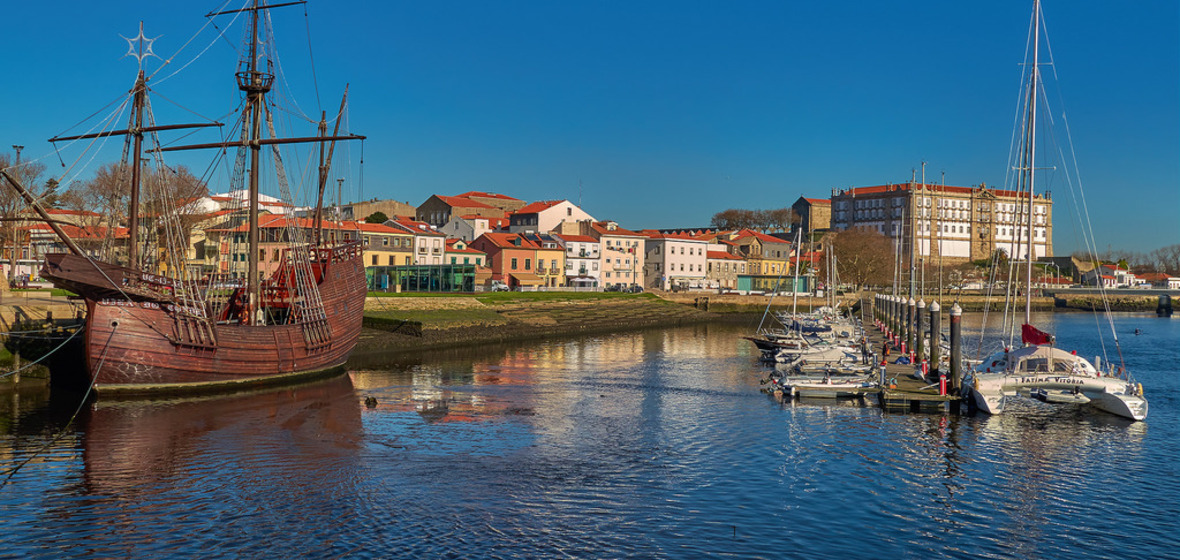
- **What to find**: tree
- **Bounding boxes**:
[58,162,131,260]
[1149,244,1180,275]
[364,211,388,224]
[711,207,796,231]
[830,227,894,289]
[765,208,797,231]
[0,150,49,282]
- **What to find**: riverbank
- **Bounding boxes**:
[351,293,730,361]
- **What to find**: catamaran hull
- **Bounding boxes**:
[967,373,1146,421]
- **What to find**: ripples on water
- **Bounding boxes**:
[1,315,1177,558]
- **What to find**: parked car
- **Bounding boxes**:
[490,281,510,292]
[604,284,624,292]
[625,284,644,293]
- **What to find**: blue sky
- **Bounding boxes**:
[3,1,1176,255]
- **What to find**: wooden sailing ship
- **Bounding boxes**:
[1,1,366,395]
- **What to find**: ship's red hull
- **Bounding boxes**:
[45,248,367,396]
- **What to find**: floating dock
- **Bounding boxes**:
[769,296,964,415]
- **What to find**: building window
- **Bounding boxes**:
[371,255,378,265]
[511,258,518,270]
[525,259,531,270]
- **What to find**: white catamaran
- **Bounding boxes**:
[963,1,1147,421]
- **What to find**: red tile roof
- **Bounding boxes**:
[389,216,445,235]
[707,250,743,260]
[454,191,522,202]
[514,200,565,214]
[802,198,831,205]
[837,182,1032,199]
[589,222,645,237]
[28,223,129,239]
[638,230,705,240]
[475,232,543,249]
[733,228,790,244]
[351,221,403,234]
[437,195,496,209]
[556,234,597,243]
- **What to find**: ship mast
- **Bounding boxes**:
[238,0,271,325]
[314,86,349,247]
[128,71,145,269]
[48,22,222,272]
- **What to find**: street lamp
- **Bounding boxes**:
[1044,262,1061,288]
[11,145,23,283]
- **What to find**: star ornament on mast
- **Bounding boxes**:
[121,22,160,70]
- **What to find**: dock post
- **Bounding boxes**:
[916,298,925,366]
[901,296,908,349]
[907,297,916,360]
[889,295,896,338]
[950,302,962,395]
[929,301,941,379]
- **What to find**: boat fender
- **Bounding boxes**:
[1137,383,1144,397]
[973,377,980,390]
[364,396,378,408]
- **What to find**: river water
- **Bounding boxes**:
[1,313,1177,558]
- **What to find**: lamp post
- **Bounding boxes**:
[10,145,23,283]
[1044,262,1061,288]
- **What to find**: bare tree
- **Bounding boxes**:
[58,162,131,260]
[711,207,796,231]
[0,151,49,282]
[1151,244,1180,275]
[830,227,894,289]
[766,208,797,232]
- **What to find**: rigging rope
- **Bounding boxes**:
[0,324,110,488]
[0,323,85,380]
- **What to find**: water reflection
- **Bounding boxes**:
[0,318,1173,558]
[80,375,362,493]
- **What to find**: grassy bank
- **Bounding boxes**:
[353,292,721,359]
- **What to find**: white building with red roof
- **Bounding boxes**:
[828,181,1053,265]
[552,233,601,288]
[508,200,595,234]
[640,231,709,291]
[386,216,448,265]
[1083,264,1137,288]
[578,221,645,289]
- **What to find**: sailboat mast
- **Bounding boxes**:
[1024,0,1041,325]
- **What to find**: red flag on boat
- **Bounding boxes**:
[1021,323,1054,345]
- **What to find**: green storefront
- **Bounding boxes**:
[736,274,811,294]
[367,264,478,293]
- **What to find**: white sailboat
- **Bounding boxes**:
[964,1,1147,421]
